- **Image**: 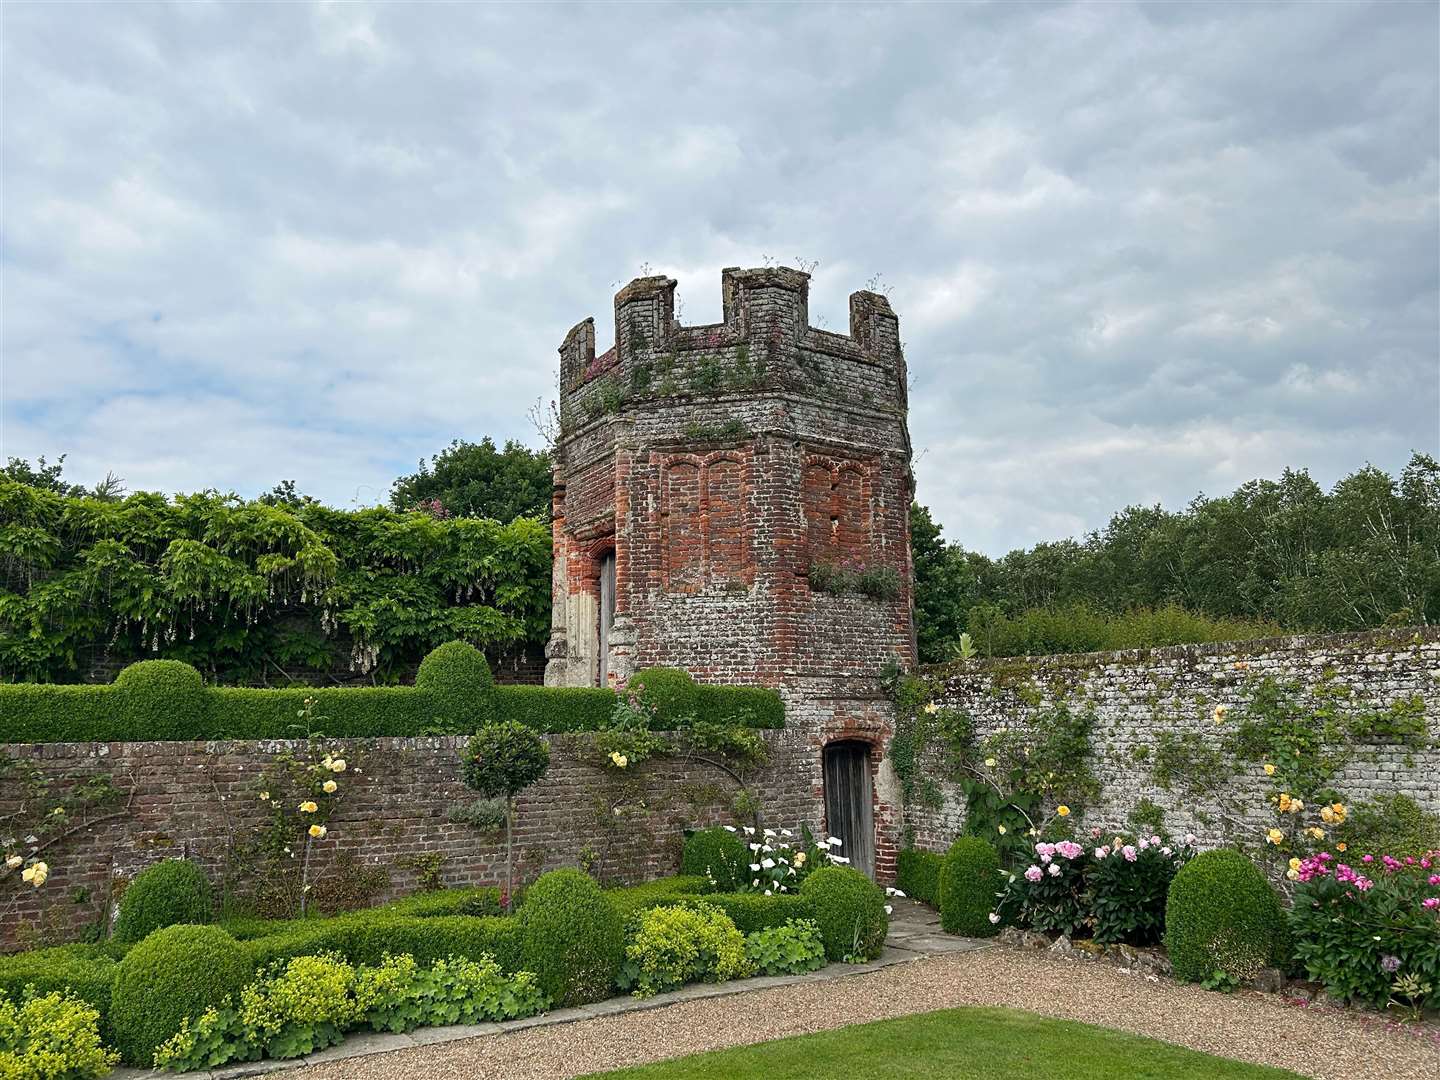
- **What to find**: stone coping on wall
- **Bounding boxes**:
[918,625,1438,679]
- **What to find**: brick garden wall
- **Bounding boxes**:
[904,628,1440,854]
[0,725,824,951]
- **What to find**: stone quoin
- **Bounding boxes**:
[544,266,918,880]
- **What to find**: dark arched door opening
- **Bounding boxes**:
[823,740,875,878]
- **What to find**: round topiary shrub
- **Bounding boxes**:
[113,859,214,944]
[113,660,206,740]
[680,827,749,891]
[628,667,699,724]
[417,640,495,726]
[798,865,888,961]
[938,836,1002,937]
[111,924,251,1066]
[1165,848,1287,984]
[519,868,623,1007]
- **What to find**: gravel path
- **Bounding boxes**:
[288,949,1439,1080]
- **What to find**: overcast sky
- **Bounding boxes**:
[2,1,1436,555]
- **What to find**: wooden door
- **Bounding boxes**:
[823,740,875,878]
[598,551,616,686]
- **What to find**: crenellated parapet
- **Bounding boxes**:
[556,267,908,441]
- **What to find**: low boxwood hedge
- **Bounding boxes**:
[0,944,118,1033]
[896,849,944,908]
[0,648,784,743]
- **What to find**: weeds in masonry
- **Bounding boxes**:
[807,560,902,601]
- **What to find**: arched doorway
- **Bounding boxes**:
[823,740,875,878]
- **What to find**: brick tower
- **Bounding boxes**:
[545,266,914,879]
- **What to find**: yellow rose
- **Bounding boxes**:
[923,702,939,715]
[1288,857,1301,871]
[1336,842,1347,852]
[1307,826,1325,840]
[5,855,21,870]
[1286,868,1300,880]
[1263,764,1275,776]
[308,824,327,839]
[794,852,806,866]
[1278,793,1291,811]
[1056,805,1070,817]
[1266,828,1284,845]
[996,825,1007,835]
[1290,799,1304,814]
[1320,806,1335,823]
[259,791,270,802]
[329,759,347,773]
[323,780,338,794]
[20,861,47,887]
[299,801,318,813]
[1212,704,1229,724]
[984,757,997,768]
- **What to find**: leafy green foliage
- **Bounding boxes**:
[896,849,944,907]
[0,648,783,742]
[113,859,214,944]
[807,561,901,600]
[155,951,547,1071]
[1087,837,1191,946]
[0,987,117,1079]
[742,919,827,976]
[389,437,552,523]
[1335,794,1440,857]
[797,866,888,962]
[415,640,495,722]
[0,946,117,1030]
[460,722,550,799]
[1164,850,1287,985]
[618,902,750,997]
[518,869,623,1006]
[680,828,750,892]
[0,478,550,684]
[938,838,1002,937]
[912,453,1440,657]
[111,924,251,1065]
[1288,854,1440,1010]
[628,667,700,722]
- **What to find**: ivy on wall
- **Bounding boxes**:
[0,481,552,684]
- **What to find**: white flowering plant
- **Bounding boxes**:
[725,824,848,895]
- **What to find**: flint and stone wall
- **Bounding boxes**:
[905,628,1440,853]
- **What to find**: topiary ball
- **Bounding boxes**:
[680,827,749,891]
[113,859,214,944]
[113,660,206,740]
[461,720,550,799]
[628,667,699,724]
[417,640,495,727]
[519,868,623,1006]
[938,836,1002,937]
[797,865,888,961]
[1165,848,1288,984]
[111,924,251,1066]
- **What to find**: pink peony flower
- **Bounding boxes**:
[1122,845,1138,862]
[1025,865,1043,883]
[1047,862,1062,877]
[1423,897,1438,910]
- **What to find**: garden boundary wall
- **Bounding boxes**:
[904,627,1440,854]
[0,725,822,950]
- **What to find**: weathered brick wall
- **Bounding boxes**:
[1,727,823,950]
[905,628,1440,854]
[543,267,916,883]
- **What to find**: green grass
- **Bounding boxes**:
[584,1007,1302,1080]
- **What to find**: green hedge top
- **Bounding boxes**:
[0,645,784,743]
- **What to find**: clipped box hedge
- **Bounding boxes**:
[0,642,784,743]
[896,848,944,907]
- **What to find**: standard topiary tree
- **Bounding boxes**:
[110,924,251,1066]
[1165,848,1288,984]
[113,859,214,944]
[113,660,207,740]
[680,826,749,891]
[797,865,889,961]
[628,667,700,724]
[938,836,1002,936]
[461,719,550,910]
[519,868,624,1006]
[417,640,495,728]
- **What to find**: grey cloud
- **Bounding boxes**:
[2,0,1435,554]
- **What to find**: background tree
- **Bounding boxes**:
[460,721,550,910]
[390,438,552,522]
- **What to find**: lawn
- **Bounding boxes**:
[585,1006,1304,1080]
